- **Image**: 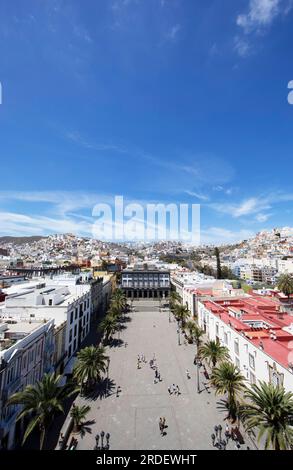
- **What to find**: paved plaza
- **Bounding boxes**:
[76,300,250,450]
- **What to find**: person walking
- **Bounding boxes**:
[168,386,172,395]
[176,385,180,395]
[186,369,190,379]
[159,417,163,435]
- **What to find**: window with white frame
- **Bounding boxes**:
[249,353,255,370]
[249,371,256,384]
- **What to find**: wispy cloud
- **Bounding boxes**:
[255,212,272,222]
[66,131,128,154]
[0,211,93,237]
[184,190,209,201]
[201,227,254,245]
[234,36,251,57]
[210,192,293,219]
[165,23,181,41]
[234,0,292,57]
[237,0,282,33]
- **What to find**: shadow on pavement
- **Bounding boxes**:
[83,378,116,401]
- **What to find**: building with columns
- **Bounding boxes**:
[121,264,170,299]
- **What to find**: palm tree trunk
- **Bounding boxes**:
[39,425,46,450]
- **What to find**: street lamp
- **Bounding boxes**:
[177,321,181,345]
[94,433,100,450]
[100,431,105,449]
[214,425,219,438]
[106,357,110,396]
[218,424,222,441]
[195,356,201,393]
[106,432,110,450]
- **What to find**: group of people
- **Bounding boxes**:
[137,353,147,369]
[150,355,163,384]
[167,384,180,395]
[159,417,167,436]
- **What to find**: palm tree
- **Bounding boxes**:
[170,290,181,304]
[185,320,197,342]
[198,340,230,368]
[193,325,204,353]
[211,362,246,422]
[240,381,293,450]
[174,304,190,327]
[111,288,127,308]
[73,346,108,392]
[99,315,119,342]
[8,373,76,449]
[70,404,91,433]
[277,274,293,299]
[215,247,222,279]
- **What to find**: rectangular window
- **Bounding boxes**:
[234,340,239,356]
[250,372,256,384]
[73,339,77,350]
[74,325,77,337]
[235,357,240,369]
[69,329,72,342]
[249,353,255,370]
[224,332,228,345]
[68,345,72,357]
[70,311,73,324]
[216,323,219,335]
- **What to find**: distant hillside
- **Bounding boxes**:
[0,236,46,245]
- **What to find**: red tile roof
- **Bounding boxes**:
[202,295,293,369]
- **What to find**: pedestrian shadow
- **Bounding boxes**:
[83,378,116,401]
[202,382,211,393]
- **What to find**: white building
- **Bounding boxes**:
[1,279,91,367]
[0,318,54,449]
[197,296,293,393]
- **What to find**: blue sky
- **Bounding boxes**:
[0,0,293,244]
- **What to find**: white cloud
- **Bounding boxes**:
[235,0,292,57]
[237,0,282,33]
[234,36,251,57]
[0,211,93,237]
[210,192,293,219]
[66,131,128,154]
[255,212,272,222]
[201,227,254,245]
[210,196,271,218]
[184,190,209,201]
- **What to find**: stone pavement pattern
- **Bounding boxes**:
[77,300,243,450]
